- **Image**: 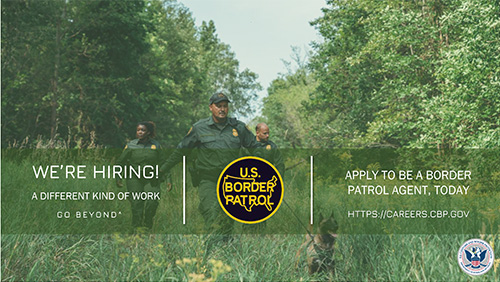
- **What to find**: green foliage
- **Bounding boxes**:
[144,0,206,145]
[261,48,330,148]
[263,69,317,147]
[308,0,383,147]
[418,0,500,148]
[1,0,261,147]
[291,0,500,148]
[198,20,261,119]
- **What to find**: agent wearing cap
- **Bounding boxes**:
[160,92,259,234]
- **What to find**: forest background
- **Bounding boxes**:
[2,0,500,281]
[3,0,500,149]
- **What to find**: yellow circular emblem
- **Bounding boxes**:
[266,144,271,150]
[232,128,238,137]
[216,156,284,224]
[151,144,156,150]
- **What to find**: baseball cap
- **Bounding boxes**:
[209,92,231,105]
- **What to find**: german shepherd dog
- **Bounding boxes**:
[297,212,339,275]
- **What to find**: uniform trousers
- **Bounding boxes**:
[198,179,233,235]
[127,178,160,228]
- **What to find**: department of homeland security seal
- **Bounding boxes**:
[217,156,284,224]
[457,238,494,276]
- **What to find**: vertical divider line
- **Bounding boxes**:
[310,155,313,225]
[183,156,186,225]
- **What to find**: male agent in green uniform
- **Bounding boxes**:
[160,92,259,232]
[254,122,285,176]
[242,122,285,233]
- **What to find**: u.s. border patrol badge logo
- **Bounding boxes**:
[217,156,284,224]
[266,144,271,150]
[232,128,238,137]
[458,239,494,276]
[151,144,156,150]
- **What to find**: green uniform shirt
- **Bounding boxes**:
[254,139,285,177]
[117,138,162,167]
[160,116,259,173]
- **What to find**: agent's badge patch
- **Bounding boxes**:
[266,144,271,150]
[232,128,238,137]
[151,144,156,150]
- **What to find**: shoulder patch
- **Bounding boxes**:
[232,128,239,137]
[266,144,271,150]
[151,144,157,150]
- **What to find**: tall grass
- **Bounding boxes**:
[2,148,499,280]
[2,234,499,281]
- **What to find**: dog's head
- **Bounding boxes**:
[318,212,338,235]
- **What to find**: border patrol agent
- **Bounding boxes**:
[117,121,163,230]
[243,122,284,233]
[160,93,259,233]
[254,122,285,176]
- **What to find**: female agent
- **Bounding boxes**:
[116,121,164,230]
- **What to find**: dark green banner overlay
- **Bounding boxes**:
[2,149,498,234]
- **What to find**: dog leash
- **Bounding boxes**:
[281,153,323,241]
[282,198,335,261]
[282,199,315,241]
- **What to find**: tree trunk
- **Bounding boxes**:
[50,1,66,140]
